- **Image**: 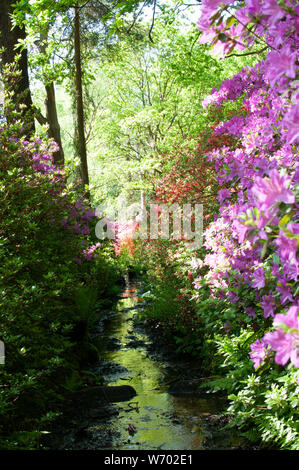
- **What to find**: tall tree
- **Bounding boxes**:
[44,81,65,165]
[0,0,35,135]
[36,32,65,165]
[74,3,89,195]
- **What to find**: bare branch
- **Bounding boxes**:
[34,109,48,126]
[148,0,157,44]
[225,46,267,58]
[127,1,149,33]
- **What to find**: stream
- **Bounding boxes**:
[46,282,247,450]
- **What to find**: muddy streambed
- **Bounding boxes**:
[46,282,247,450]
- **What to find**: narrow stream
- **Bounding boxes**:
[90,282,227,450]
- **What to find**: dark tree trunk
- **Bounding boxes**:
[0,0,35,135]
[74,3,89,197]
[37,32,64,165]
[45,82,65,165]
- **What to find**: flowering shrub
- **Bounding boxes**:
[130,130,227,352]
[113,220,138,257]
[133,237,202,353]
[130,0,299,449]
[0,112,122,448]
[176,0,299,448]
[195,0,298,373]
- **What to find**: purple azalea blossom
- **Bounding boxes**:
[276,284,294,305]
[251,169,295,212]
[228,292,239,303]
[260,294,275,318]
[262,0,286,26]
[274,305,299,330]
[264,306,299,368]
[218,188,231,204]
[264,329,298,366]
[281,105,299,144]
[249,338,268,369]
[252,267,265,289]
[195,0,299,375]
[265,46,297,86]
[247,306,256,318]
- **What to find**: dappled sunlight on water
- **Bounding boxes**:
[97,283,224,450]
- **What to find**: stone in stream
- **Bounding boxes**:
[92,361,132,381]
[71,385,137,403]
[125,338,146,348]
[106,336,122,351]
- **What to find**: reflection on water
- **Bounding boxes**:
[97,283,223,450]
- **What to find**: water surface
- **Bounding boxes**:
[94,283,224,450]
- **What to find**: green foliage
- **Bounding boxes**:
[4,0,296,452]
[202,330,299,449]
[0,109,122,448]
[74,286,99,326]
[132,239,203,356]
[80,19,230,206]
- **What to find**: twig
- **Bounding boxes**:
[148,0,157,44]
[127,1,149,33]
[226,46,267,58]
[190,31,201,55]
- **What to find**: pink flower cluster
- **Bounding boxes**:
[76,242,101,263]
[20,137,100,264]
[198,0,299,144]
[196,0,299,372]
[250,306,299,370]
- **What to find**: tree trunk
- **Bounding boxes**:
[37,31,64,165]
[45,82,65,165]
[0,0,35,135]
[74,3,89,197]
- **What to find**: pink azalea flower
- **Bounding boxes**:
[249,339,268,369]
[264,306,299,368]
[265,46,297,86]
[232,215,252,243]
[218,188,231,203]
[262,0,285,26]
[243,0,262,17]
[281,105,299,144]
[284,263,298,282]
[274,305,299,331]
[251,169,295,213]
[198,27,218,45]
[235,7,251,25]
[197,0,221,32]
[264,328,298,366]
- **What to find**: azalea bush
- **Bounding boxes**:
[194,0,298,372]
[184,0,299,448]
[133,237,203,354]
[205,329,299,449]
[129,0,299,449]
[0,84,122,447]
[130,132,225,354]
